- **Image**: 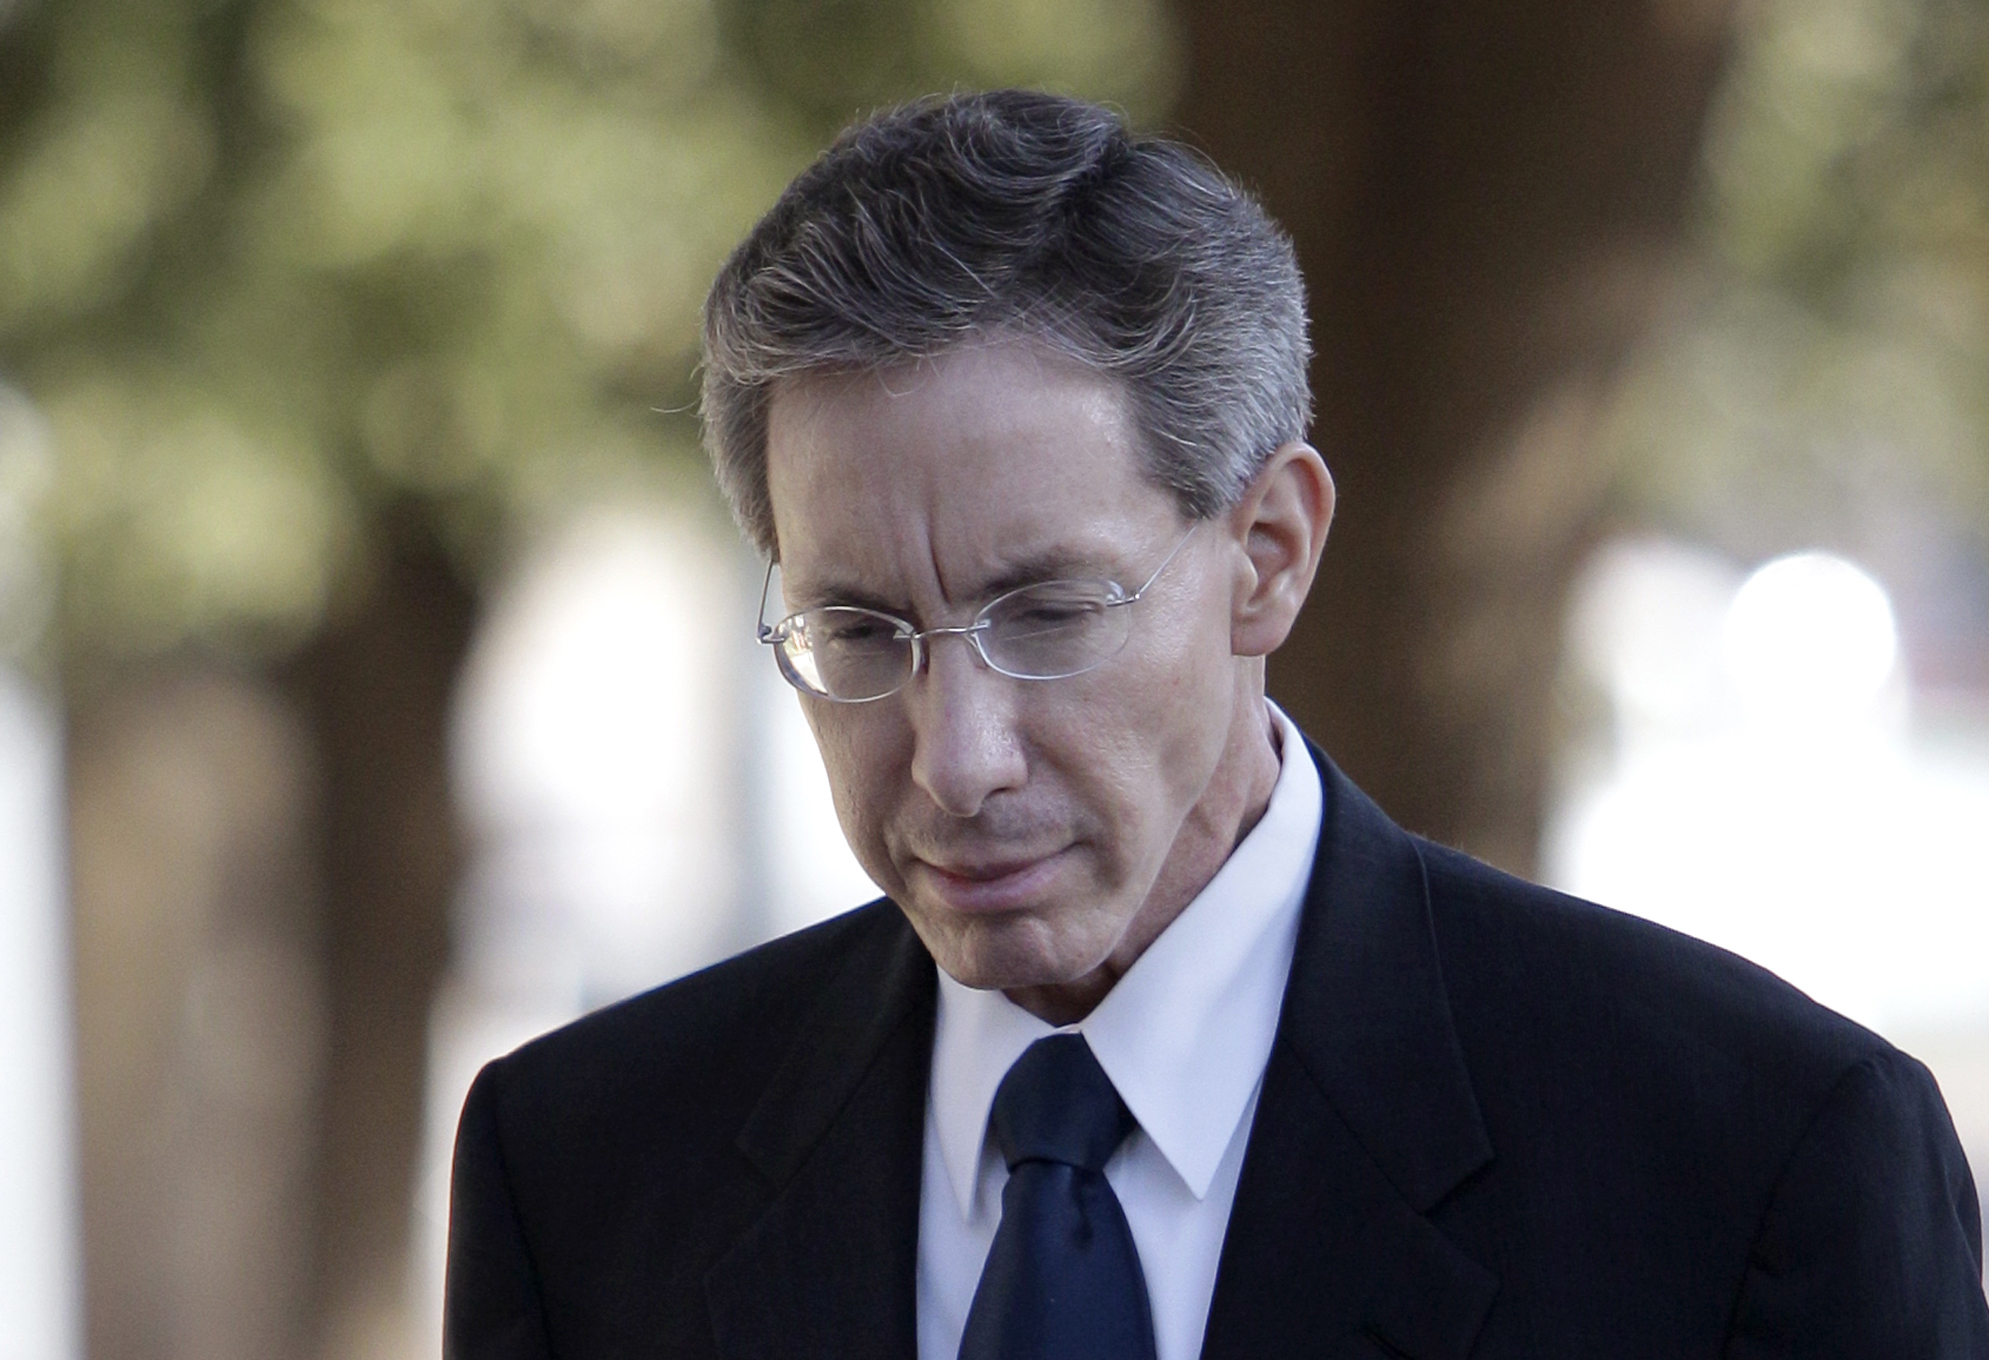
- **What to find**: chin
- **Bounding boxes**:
[911,901,1114,995]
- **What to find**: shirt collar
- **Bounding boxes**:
[929,701,1324,1216]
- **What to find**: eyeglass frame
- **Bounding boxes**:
[756,521,1202,703]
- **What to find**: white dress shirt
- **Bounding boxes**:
[916,701,1324,1360]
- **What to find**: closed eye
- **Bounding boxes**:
[812,610,910,646]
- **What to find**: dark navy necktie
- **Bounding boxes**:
[958,1033,1157,1360]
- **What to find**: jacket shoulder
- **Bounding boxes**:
[1413,837,1888,1095]
[469,899,914,1178]
[447,901,930,1355]
[1408,838,1986,1349]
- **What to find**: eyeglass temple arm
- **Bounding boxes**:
[756,558,778,642]
[1123,519,1201,604]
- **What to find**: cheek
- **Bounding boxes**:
[1044,676,1219,837]
[1059,611,1237,834]
[1112,598,1236,745]
[801,702,911,881]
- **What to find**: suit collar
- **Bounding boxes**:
[1283,744,1493,1212]
[707,737,1486,1214]
[702,741,1498,1360]
[705,906,935,1360]
[729,905,935,1187]
[1202,743,1497,1359]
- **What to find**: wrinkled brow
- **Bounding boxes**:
[784,546,1126,618]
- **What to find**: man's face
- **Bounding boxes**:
[765,341,1261,1011]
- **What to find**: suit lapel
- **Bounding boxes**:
[705,907,936,1360]
[1202,750,1498,1360]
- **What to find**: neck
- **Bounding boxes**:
[1003,679,1282,1024]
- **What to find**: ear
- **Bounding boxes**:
[1226,441,1334,657]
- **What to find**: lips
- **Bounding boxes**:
[913,848,1071,914]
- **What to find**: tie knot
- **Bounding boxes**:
[989,1034,1134,1174]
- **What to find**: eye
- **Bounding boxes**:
[1015,600,1100,628]
[990,583,1114,633]
[814,609,907,647]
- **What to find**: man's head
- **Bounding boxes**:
[701,90,1313,558]
[701,92,1332,1021]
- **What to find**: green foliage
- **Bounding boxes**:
[0,0,1180,669]
[1604,0,1989,568]
[720,0,1178,125]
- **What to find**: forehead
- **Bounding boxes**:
[764,342,1178,587]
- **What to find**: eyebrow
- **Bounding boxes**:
[786,547,1121,617]
[783,578,905,616]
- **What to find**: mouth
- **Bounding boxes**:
[911,848,1071,914]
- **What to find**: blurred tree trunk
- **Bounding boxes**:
[283,514,475,1358]
[69,669,326,1360]
[67,512,477,1360]
[1175,0,1737,872]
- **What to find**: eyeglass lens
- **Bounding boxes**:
[773,579,1134,701]
[763,521,1199,702]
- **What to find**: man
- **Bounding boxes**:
[446,91,1988,1358]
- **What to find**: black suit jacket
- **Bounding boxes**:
[446,745,1989,1358]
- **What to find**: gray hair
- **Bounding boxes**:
[699,89,1312,557]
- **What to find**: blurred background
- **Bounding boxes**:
[1,0,1986,1354]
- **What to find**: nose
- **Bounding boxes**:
[904,634,1027,819]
